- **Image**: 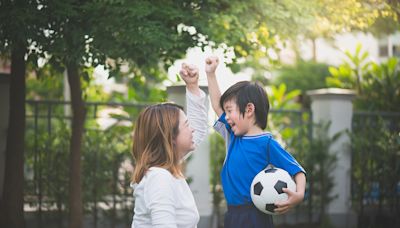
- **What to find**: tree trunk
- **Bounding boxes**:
[66,62,86,228]
[0,45,26,227]
[311,38,317,62]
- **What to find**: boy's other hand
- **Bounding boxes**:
[205,56,219,75]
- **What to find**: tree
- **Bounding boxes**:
[0,0,354,227]
[0,0,46,227]
[300,0,398,61]
[199,0,316,71]
[272,61,330,108]
[373,0,400,35]
[326,44,400,111]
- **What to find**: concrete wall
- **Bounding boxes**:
[307,88,358,228]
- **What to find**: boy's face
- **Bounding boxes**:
[223,99,253,136]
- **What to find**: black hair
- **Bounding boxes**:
[220,81,269,129]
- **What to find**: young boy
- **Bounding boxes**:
[205,56,306,228]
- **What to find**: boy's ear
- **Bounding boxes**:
[245,103,255,116]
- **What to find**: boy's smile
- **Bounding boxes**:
[223,100,264,136]
[223,100,249,136]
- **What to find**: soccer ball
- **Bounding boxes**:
[250,167,296,215]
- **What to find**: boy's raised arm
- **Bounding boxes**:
[205,56,223,117]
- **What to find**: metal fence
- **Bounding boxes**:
[23,100,400,227]
[25,100,150,228]
[24,101,316,227]
[351,111,400,227]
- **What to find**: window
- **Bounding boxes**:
[379,45,388,57]
[393,44,400,57]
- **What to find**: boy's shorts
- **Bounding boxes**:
[224,203,274,228]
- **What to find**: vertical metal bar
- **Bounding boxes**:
[93,104,98,119]
[93,134,98,228]
[308,110,313,143]
[298,110,303,148]
[33,102,38,196]
[36,102,43,227]
[33,102,43,227]
[47,103,52,136]
[307,109,313,223]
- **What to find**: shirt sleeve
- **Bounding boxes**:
[186,88,208,147]
[144,169,178,228]
[213,112,231,149]
[269,138,306,176]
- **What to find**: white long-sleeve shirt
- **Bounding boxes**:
[182,88,208,160]
[131,88,208,228]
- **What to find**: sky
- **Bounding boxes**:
[167,46,251,93]
[94,31,398,96]
[94,46,252,95]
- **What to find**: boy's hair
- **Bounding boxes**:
[220,81,269,129]
[132,103,184,183]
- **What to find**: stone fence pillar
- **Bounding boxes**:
[307,88,357,228]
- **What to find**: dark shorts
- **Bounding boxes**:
[224,204,274,228]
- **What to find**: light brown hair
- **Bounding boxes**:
[132,103,184,183]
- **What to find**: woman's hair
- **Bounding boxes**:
[132,103,184,183]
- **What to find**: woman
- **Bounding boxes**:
[131,64,207,228]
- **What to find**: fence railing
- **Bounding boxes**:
[23,100,400,227]
[25,100,151,228]
[351,111,400,221]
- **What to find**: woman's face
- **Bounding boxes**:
[174,110,195,158]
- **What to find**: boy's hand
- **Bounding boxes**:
[274,187,304,214]
[179,63,200,95]
[205,56,223,116]
[205,56,219,75]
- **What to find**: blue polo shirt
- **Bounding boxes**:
[214,113,305,205]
